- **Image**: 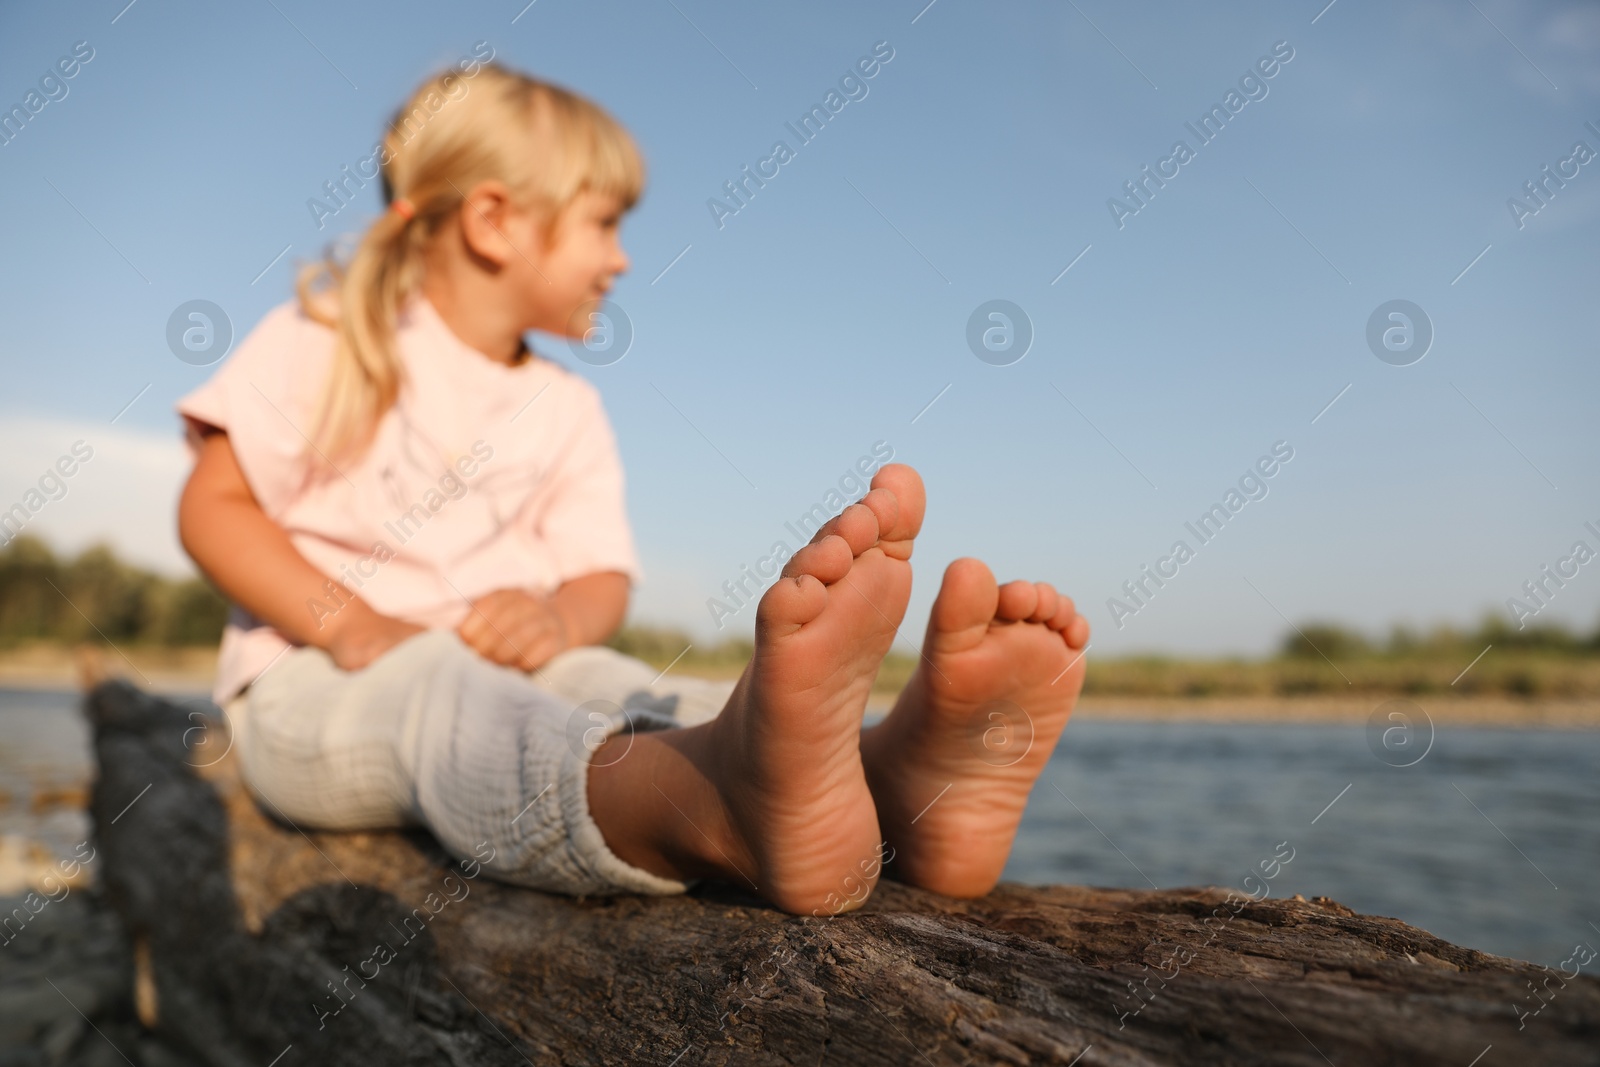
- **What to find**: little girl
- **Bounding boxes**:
[178,64,1091,915]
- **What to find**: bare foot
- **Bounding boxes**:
[588,465,925,914]
[860,558,1090,898]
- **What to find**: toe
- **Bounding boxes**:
[781,533,853,584]
[1046,595,1077,631]
[928,557,1000,636]
[1064,614,1091,649]
[995,580,1038,622]
[813,501,881,558]
[757,570,829,631]
[1029,582,1059,624]
[868,464,925,559]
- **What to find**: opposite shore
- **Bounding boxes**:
[3,642,1598,728]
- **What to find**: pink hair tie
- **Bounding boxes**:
[391,198,416,220]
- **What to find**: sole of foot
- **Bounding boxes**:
[682,464,925,914]
[861,556,1089,898]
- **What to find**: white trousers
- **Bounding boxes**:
[225,630,735,897]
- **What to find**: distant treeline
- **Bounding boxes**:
[3,537,1597,697]
[1278,619,1600,659]
[611,616,1600,699]
[0,535,228,647]
[1092,616,1600,699]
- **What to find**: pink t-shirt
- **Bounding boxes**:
[177,294,643,705]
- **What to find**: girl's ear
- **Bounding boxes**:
[456,179,529,267]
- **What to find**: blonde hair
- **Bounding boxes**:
[295,63,645,463]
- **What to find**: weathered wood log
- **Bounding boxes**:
[86,680,1599,1066]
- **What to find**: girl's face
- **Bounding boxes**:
[525,189,630,339]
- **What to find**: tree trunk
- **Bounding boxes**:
[86,680,1599,1066]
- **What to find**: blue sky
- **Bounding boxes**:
[1,0,1597,656]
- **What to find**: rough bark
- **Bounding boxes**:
[87,680,1599,1066]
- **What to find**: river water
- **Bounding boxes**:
[4,686,1596,967]
[1007,716,1600,967]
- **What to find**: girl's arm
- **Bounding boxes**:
[178,427,422,671]
[553,571,630,647]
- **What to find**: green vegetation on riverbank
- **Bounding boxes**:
[4,536,1597,698]
[610,617,1600,698]
[0,536,227,648]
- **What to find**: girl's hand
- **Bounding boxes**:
[456,589,571,672]
[323,608,426,672]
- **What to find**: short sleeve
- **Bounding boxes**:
[534,386,644,587]
[173,302,333,518]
